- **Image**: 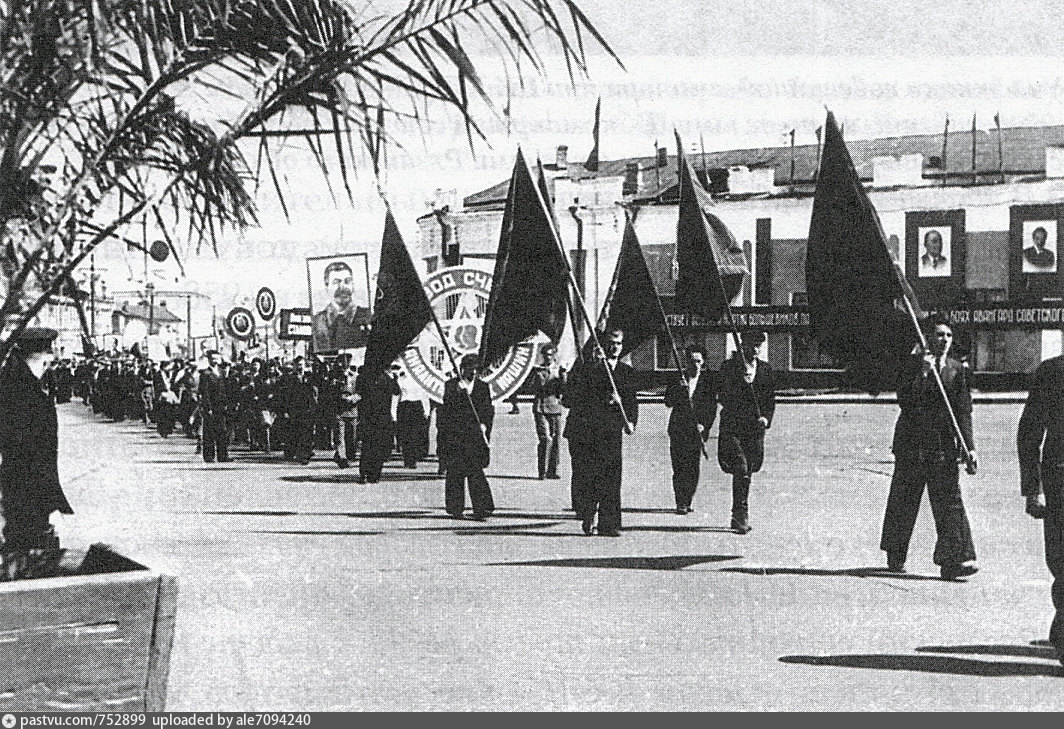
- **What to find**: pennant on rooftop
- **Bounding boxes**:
[478,149,570,368]
[363,210,434,372]
[585,97,601,172]
[674,133,748,320]
[597,214,665,357]
[804,111,918,384]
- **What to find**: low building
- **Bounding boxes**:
[419,126,1064,390]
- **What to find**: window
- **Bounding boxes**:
[789,292,843,371]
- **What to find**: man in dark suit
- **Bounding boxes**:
[881,317,979,579]
[1023,226,1056,271]
[279,356,318,465]
[198,350,233,463]
[1017,351,1064,666]
[438,355,495,520]
[355,363,400,483]
[716,331,775,534]
[562,328,638,537]
[0,328,74,552]
[665,344,715,514]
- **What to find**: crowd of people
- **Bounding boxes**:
[42,349,433,479]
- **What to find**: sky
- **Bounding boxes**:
[97,0,1064,325]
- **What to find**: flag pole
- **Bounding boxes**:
[897,290,975,469]
[426,306,491,449]
[529,178,632,430]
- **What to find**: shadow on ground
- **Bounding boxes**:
[250,530,383,537]
[916,644,1059,660]
[488,555,743,570]
[780,651,1063,677]
[722,566,943,581]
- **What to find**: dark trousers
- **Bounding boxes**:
[1,497,59,551]
[397,401,428,467]
[1042,474,1064,659]
[360,420,394,483]
[534,412,561,478]
[569,431,623,533]
[201,413,229,462]
[287,416,315,463]
[880,456,976,566]
[445,462,494,517]
[670,436,701,510]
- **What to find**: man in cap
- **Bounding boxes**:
[0,328,74,552]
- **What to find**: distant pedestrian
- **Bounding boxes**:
[881,318,978,579]
[716,331,775,534]
[530,344,566,480]
[395,367,430,468]
[198,351,232,463]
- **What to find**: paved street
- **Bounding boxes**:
[53,399,1063,710]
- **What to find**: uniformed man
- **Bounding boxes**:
[716,331,775,534]
[1017,349,1064,665]
[562,328,638,537]
[665,344,716,514]
[0,328,74,553]
[881,318,978,579]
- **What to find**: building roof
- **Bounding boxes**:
[463,124,1064,208]
[119,301,182,324]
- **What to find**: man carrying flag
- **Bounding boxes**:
[806,112,979,578]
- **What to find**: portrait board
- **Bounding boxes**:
[905,210,966,307]
[916,226,953,278]
[1021,220,1058,274]
[1010,205,1064,302]
[305,253,372,353]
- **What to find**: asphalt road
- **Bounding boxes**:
[53,399,1063,710]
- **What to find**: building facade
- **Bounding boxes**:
[419,128,1064,390]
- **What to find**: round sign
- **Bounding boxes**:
[225,307,256,341]
[149,239,170,263]
[399,266,539,403]
[256,287,277,320]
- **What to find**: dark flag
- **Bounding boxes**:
[363,210,433,372]
[674,132,748,320]
[971,113,978,182]
[804,111,917,391]
[597,214,664,356]
[478,148,570,367]
[585,97,601,172]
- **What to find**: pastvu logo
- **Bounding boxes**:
[400,267,540,402]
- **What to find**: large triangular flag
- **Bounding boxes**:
[804,111,917,386]
[478,149,571,367]
[363,210,434,372]
[585,97,601,172]
[598,214,665,356]
[675,132,748,320]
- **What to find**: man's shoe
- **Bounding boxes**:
[941,562,979,580]
[470,513,488,522]
[447,512,464,520]
[731,518,752,534]
[546,474,561,480]
[581,517,594,536]
[886,552,906,573]
[598,529,621,537]
[676,507,687,515]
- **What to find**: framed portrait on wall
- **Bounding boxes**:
[905,210,965,306]
[916,226,953,278]
[306,252,372,352]
[1021,220,1058,274]
[1010,204,1064,302]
